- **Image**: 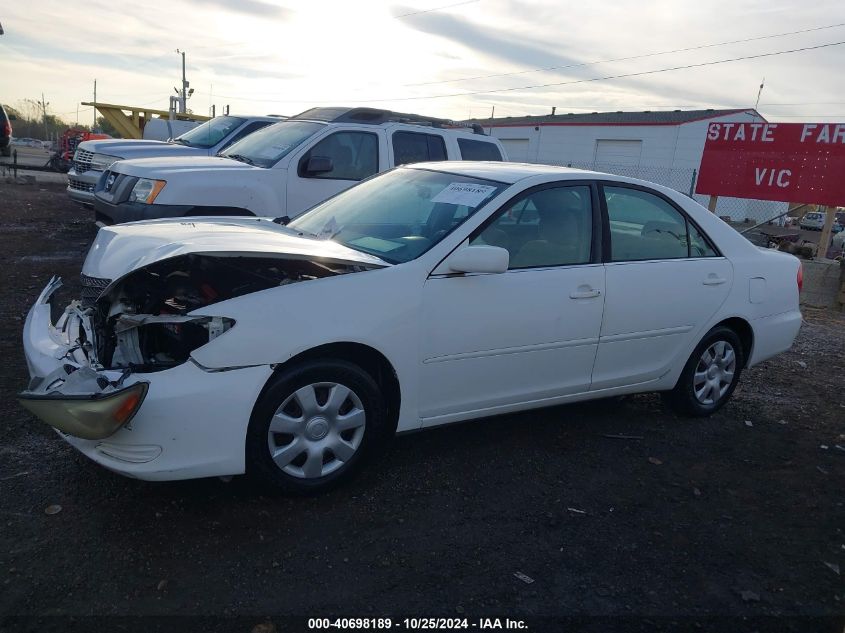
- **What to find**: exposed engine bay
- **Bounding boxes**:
[68,254,367,372]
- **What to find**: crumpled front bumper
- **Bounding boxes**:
[20,277,152,440]
[20,278,273,480]
[22,276,92,379]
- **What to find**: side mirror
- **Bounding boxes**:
[448,245,509,274]
[303,155,333,175]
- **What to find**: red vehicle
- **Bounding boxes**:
[0,104,13,157]
[46,128,110,172]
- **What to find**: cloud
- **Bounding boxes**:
[396,8,586,76]
[181,0,291,19]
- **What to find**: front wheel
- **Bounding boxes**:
[664,326,744,417]
[246,360,389,494]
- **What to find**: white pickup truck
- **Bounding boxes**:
[92,107,507,225]
[67,115,282,206]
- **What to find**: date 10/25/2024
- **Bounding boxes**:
[307,617,529,630]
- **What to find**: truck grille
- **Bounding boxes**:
[68,177,95,193]
[80,274,112,308]
[74,149,94,173]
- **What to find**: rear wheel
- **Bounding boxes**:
[664,326,744,417]
[246,360,388,494]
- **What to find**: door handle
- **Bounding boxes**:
[569,286,601,299]
[702,276,727,286]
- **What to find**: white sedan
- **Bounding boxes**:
[19,162,803,493]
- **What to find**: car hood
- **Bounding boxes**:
[108,155,256,178]
[82,216,389,281]
[79,139,207,159]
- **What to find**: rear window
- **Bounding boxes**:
[457,138,503,161]
[392,131,447,166]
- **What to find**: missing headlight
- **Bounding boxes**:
[89,253,361,372]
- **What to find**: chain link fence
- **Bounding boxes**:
[546,160,790,227]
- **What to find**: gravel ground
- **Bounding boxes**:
[0,182,842,633]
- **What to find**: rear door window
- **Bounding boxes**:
[457,138,503,161]
[392,131,447,166]
[603,185,717,261]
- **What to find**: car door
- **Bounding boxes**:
[591,183,733,391]
[419,182,606,424]
[286,129,386,216]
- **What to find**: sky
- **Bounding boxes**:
[2,0,844,125]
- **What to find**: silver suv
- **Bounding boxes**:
[67,115,281,206]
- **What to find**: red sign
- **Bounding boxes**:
[695,122,845,206]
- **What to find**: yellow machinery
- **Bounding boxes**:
[82,102,210,140]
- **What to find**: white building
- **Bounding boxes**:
[470,108,785,222]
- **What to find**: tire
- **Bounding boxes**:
[246,359,389,494]
[664,326,744,417]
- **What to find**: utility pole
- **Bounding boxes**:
[176,49,189,113]
[39,93,49,141]
[754,77,765,112]
[93,79,97,129]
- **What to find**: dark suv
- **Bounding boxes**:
[0,104,12,157]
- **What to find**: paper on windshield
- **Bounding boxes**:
[431,182,497,207]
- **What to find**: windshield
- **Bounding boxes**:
[174,116,246,149]
[220,121,323,168]
[288,168,507,264]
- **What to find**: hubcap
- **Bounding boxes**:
[267,382,366,479]
[693,340,736,405]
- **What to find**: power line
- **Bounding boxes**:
[374,40,845,102]
[761,101,845,106]
[403,21,845,87]
[195,40,845,106]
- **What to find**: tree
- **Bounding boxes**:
[11,99,68,140]
[94,116,121,138]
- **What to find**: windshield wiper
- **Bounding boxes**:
[272,215,291,225]
[224,153,255,165]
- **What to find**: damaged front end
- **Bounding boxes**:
[20,253,364,439]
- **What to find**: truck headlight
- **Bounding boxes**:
[129,178,167,204]
[89,153,121,171]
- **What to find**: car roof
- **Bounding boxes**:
[286,118,496,141]
[225,115,284,121]
[405,161,609,185]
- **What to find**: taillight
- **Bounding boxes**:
[2,121,10,136]
[797,262,803,292]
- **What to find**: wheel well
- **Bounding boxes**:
[268,343,401,431]
[715,317,754,367]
